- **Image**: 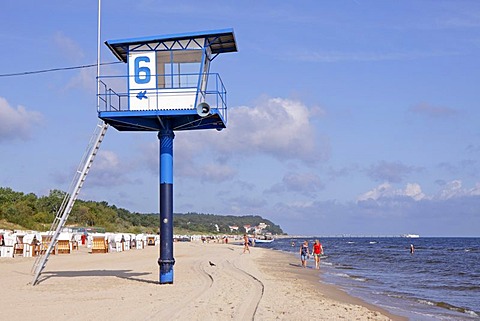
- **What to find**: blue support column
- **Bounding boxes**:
[158,129,175,284]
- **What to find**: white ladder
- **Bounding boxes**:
[31,120,109,285]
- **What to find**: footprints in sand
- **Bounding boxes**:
[165,247,264,321]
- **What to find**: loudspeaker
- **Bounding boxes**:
[196,102,210,117]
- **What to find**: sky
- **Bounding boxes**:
[1,1,480,236]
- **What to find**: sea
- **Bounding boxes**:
[255,237,480,321]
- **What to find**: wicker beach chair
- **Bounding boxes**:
[39,235,57,255]
[91,236,108,253]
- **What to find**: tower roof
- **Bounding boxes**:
[105,28,237,62]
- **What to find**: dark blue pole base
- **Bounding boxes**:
[158,258,175,284]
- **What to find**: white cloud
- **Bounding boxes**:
[0,97,43,142]
[404,183,426,201]
[357,182,392,201]
[357,182,426,201]
[467,183,480,196]
[436,180,462,199]
[434,179,480,200]
[215,97,328,164]
[270,193,480,236]
[171,96,328,184]
[266,179,480,235]
[357,179,480,203]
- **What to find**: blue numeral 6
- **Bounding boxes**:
[134,56,151,84]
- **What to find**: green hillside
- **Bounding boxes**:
[0,187,284,235]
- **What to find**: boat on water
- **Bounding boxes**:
[254,235,275,243]
[254,238,274,243]
[401,234,420,238]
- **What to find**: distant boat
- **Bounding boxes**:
[401,234,420,238]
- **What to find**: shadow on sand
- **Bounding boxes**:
[37,269,157,285]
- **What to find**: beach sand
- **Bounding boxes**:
[0,242,406,320]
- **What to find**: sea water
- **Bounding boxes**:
[255,237,480,320]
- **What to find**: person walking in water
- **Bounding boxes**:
[312,239,323,269]
[410,244,415,254]
[300,240,309,268]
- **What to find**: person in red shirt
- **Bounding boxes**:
[312,239,323,269]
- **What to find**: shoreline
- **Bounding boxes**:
[0,241,406,320]
[254,247,407,321]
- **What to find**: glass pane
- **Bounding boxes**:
[179,63,200,87]
[173,50,202,88]
[156,51,171,88]
[156,50,203,89]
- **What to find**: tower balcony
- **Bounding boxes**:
[97,72,228,132]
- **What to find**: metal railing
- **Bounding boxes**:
[97,73,227,121]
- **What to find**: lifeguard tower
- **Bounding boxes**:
[98,29,237,283]
[31,29,236,286]
[98,28,236,131]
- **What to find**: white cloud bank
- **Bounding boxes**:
[358,180,480,202]
[266,180,480,236]
[212,97,328,164]
[161,96,328,183]
[357,182,426,201]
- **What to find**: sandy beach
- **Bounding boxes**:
[0,242,406,321]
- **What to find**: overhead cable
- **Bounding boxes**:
[0,61,122,78]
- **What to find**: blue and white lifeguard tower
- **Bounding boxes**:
[97,29,237,284]
[98,28,236,131]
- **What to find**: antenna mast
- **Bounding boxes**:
[96,0,101,109]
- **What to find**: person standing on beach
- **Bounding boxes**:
[300,241,309,267]
[243,234,250,254]
[312,239,323,269]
